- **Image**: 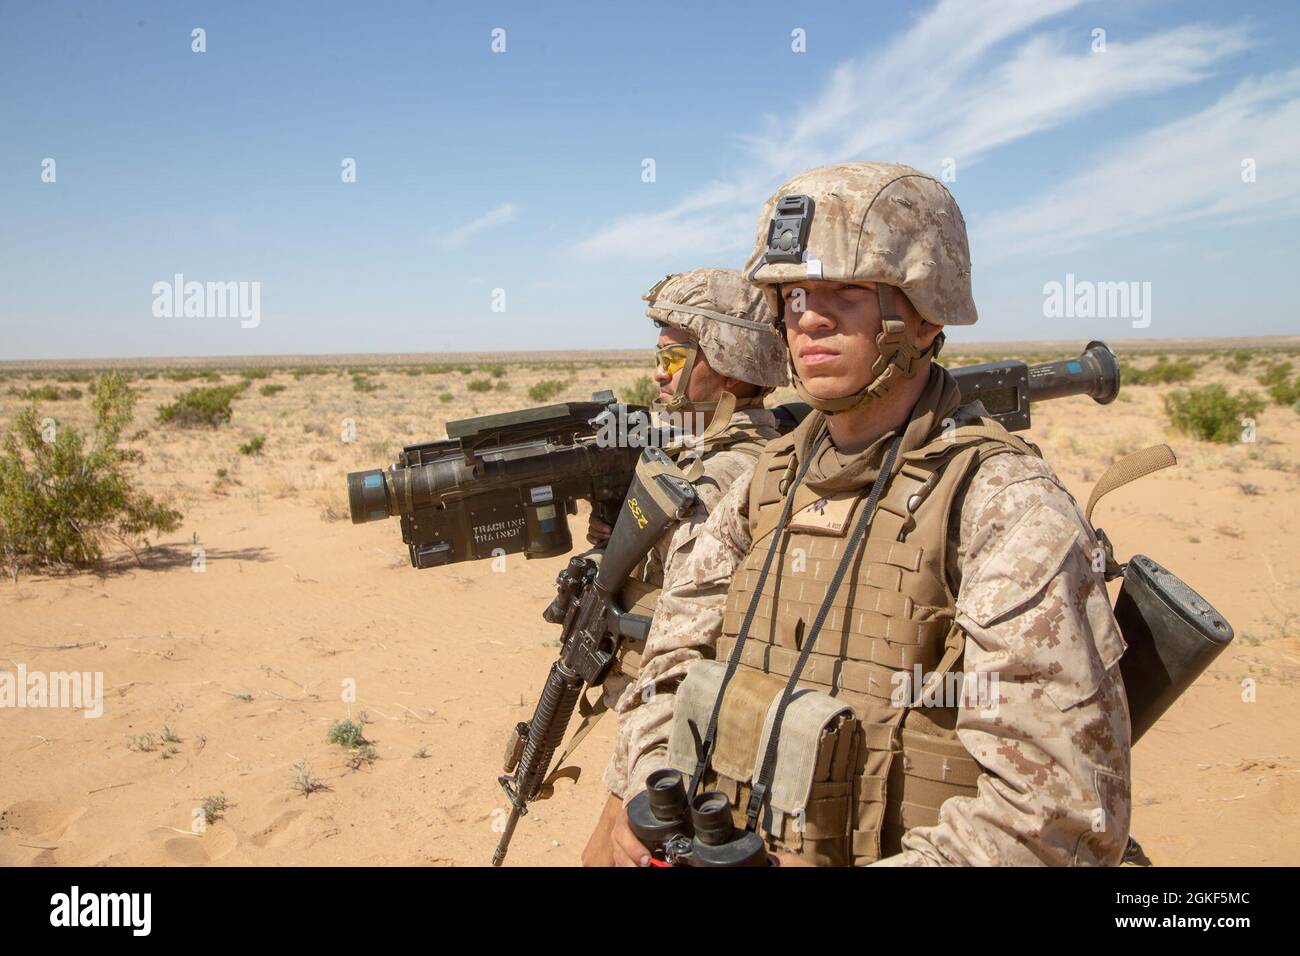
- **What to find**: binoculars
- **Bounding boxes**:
[626,768,770,867]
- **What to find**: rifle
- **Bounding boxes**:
[490,446,697,865]
[345,342,1122,565]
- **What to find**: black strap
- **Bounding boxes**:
[744,435,903,832]
[687,431,827,800]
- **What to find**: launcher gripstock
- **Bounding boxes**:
[491,446,697,866]
[347,390,645,569]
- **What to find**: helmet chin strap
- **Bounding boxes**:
[791,283,943,416]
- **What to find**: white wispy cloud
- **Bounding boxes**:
[436,202,516,250]
[576,0,1255,261]
[976,68,1300,260]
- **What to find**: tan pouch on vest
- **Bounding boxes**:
[668,660,859,865]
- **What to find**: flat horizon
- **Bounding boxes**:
[3,333,1298,371]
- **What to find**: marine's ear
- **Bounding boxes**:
[916,319,943,350]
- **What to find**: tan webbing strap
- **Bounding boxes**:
[908,424,1037,460]
[543,690,609,790]
[694,391,738,445]
[650,299,775,333]
[667,393,767,478]
[1085,444,1177,523]
[914,623,965,706]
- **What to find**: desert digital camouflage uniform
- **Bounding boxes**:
[597,270,785,714]
[600,408,775,709]
[605,163,1132,865]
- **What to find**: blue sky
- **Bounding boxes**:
[2,0,1298,360]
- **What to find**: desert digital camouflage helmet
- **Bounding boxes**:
[744,162,976,414]
[642,268,788,416]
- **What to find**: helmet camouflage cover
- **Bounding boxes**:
[743,162,976,327]
[643,268,788,390]
[742,162,975,413]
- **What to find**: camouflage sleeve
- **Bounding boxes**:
[601,468,755,800]
[598,447,760,712]
[876,453,1132,866]
[638,445,762,592]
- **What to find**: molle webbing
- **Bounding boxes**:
[716,416,1039,862]
[744,437,903,830]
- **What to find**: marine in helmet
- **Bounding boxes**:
[578,268,787,867]
[600,163,1132,866]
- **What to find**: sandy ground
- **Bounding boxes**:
[1,348,1297,866]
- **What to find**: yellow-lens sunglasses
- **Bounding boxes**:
[654,344,692,376]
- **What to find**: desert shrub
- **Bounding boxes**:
[1267,377,1300,407]
[1163,385,1265,444]
[346,744,377,771]
[495,380,509,392]
[8,384,70,402]
[619,376,659,406]
[259,383,286,397]
[157,384,242,428]
[328,714,369,748]
[292,366,330,379]
[239,434,266,456]
[466,378,493,393]
[438,392,452,403]
[0,371,182,570]
[1251,362,1299,405]
[1126,358,1196,386]
[241,368,271,380]
[488,365,507,378]
[1257,361,1293,387]
[165,369,222,383]
[291,761,326,796]
[200,793,228,824]
[1221,349,1252,374]
[353,376,383,393]
[456,366,475,375]
[527,379,567,403]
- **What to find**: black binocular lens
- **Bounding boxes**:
[690,791,736,847]
[646,768,688,821]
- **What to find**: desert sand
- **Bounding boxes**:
[1,345,1297,866]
